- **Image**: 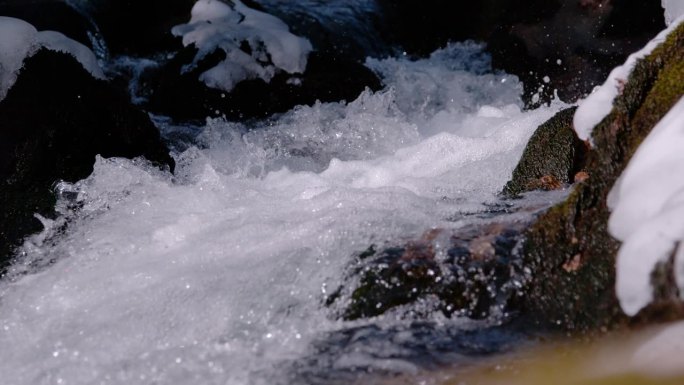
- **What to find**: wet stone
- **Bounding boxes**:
[329,222,529,321]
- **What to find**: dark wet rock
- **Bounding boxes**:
[0,0,100,50]
[375,0,489,57]
[254,1,391,61]
[519,22,684,331]
[144,48,383,122]
[75,0,196,56]
[488,0,665,107]
[376,0,665,106]
[0,49,174,268]
[329,224,529,321]
[503,107,587,196]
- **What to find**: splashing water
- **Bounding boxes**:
[0,43,563,384]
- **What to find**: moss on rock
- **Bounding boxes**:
[519,22,684,331]
[503,107,586,197]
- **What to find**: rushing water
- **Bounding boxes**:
[0,38,564,384]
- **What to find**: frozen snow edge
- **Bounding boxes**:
[610,96,684,316]
[573,14,684,144]
[0,16,104,102]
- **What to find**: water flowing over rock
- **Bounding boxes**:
[330,223,529,321]
[0,49,173,268]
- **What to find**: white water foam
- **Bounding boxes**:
[0,43,562,384]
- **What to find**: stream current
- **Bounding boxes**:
[0,15,566,385]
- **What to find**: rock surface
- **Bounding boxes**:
[503,107,587,196]
[329,223,529,321]
[519,21,684,331]
[0,49,173,268]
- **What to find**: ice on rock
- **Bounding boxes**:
[172,0,313,92]
[0,16,104,101]
[573,15,684,144]
[610,97,684,316]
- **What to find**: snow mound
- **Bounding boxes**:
[172,0,313,92]
[573,16,684,144]
[0,16,104,101]
[609,96,684,316]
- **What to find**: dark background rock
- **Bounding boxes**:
[503,107,587,196]
[254,0,392,61]
[376,0,665,106]
[144,48,383,122]
[74,0,196,57]
[0,49,173,269]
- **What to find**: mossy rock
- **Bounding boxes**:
[519,22,684,331]
[503,107,586,196]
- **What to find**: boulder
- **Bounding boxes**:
[519,21,684,331]
[0,49,173,268]
[503,107,587,196]
[328,223,528,321]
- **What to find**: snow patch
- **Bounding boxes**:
[172,0,312,92]
[610,96,684,316]
[663,0,684,26]
[573,16,684,144]
[0,16,104,101]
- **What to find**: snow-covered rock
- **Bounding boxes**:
[573,16,684,143]
[0,16,104,101]
[609,96,684,316]
[171,0,312,92]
